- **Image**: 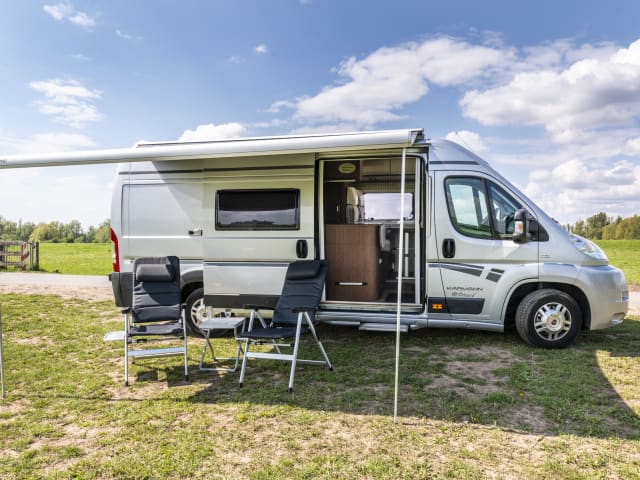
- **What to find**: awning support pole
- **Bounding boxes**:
[393,148,407,424]
[1,305,6,399]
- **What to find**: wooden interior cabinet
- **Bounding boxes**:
[325,224,380,301]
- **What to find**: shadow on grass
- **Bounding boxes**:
[185,319,640,440]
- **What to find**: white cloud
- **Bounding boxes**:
[285,36,512,128]
[43,2,95,29]
[524,159,640,223]
[227,55,245,64]
[178,123,248,142]
[29,78,102,128]
[460,39,640,143]
[445,130,488,154]
[290,123,360,135]
[623,137,640,155]
[115,29,141,41]
[0,167,113,227]
[0,132,95,154]
[254,44,269,54]
[70,53,90,61]
[0,131,110,226]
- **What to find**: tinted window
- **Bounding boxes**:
[216,189,299,230]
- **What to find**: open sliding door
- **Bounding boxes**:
[319,155,424,311]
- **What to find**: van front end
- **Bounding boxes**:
[576,264,629,330]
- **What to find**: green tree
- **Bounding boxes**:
[30,223,60,242]
[0,216,18,240]
[585,212,610,240]
[572,219,586,237]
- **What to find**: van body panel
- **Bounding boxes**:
[201,154,316,302]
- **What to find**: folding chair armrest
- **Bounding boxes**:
[291,305,317,313]
[243,304,275,311]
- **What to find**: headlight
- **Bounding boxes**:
[569,233,608,262]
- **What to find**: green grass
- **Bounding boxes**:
[36,243,112,275]
[0,293,638,479]
[597,240,640,287]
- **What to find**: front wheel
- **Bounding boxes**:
[515,289,581,348]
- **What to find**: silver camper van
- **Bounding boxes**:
[1,129,629,347]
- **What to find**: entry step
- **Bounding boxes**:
[359,323,409,333]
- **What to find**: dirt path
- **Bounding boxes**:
[0,272,112,302]
[1,272,639,314]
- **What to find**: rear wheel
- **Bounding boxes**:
[515,289,581,348]
[184,288,236,337]
[185,287,208,336]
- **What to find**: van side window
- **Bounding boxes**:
[445,177,523,240]
[445,178,492,238]
[216,189,300,230]
[487,183,520,238]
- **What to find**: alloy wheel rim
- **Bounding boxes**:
[533,302,572,341]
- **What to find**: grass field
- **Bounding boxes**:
[597,240,640,287]
[0,293,638,479]
[36,243,112,276]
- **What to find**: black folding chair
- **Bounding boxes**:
[237,260,333,392]
[122,256,188,386]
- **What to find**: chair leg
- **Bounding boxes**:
[182,313,189,381]
[288,313,304,393]
[199,329,214,369]
[306,313,333,370]
[238,338,250,387]
[124,312,129,386]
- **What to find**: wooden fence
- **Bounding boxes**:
[0,241,39,271]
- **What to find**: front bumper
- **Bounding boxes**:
[576,265,628,330]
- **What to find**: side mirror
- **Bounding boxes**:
[513,208,530,244]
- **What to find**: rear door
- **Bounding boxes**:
[203,155,316,308]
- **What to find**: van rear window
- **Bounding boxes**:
[216,189,300,230]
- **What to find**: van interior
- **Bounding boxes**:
[320,156,423,309]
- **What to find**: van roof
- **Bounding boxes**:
[0,129,425,169]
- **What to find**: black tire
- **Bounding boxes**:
[515,289,581,348]
[184,287,206,337]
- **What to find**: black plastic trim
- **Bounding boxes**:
[205,294,280,309]
[448,298,485,315]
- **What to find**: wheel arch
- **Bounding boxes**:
[503,282,591,330]
[180,269,203,303]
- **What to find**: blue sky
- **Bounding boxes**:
[1,0,639,227]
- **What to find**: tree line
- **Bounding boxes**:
[0,216,111,243]
[565,213,640,240]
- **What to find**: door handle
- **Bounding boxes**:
[442,238,455,258]
[188,229,203,236]
[296,239,308,259]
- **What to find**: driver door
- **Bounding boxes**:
[433,172,539,324]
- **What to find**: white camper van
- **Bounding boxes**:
[1,129,629,347]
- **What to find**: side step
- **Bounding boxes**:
[359,323,409,333]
